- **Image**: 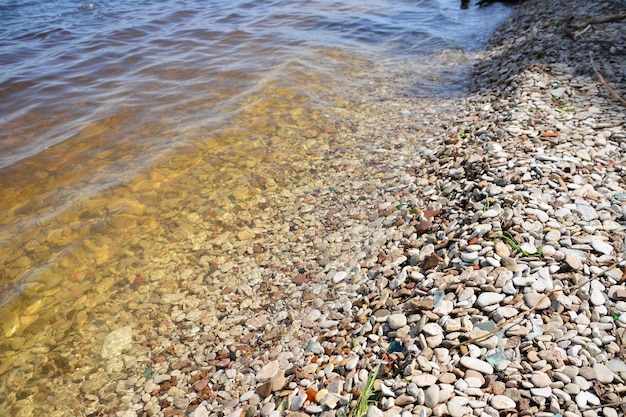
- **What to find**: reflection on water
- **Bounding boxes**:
[0,0,512,413]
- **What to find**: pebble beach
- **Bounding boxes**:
[6,0,626,416]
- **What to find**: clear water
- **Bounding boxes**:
[0,0,512,413]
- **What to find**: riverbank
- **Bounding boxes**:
[8,0,626,416]
[189,0,626,416]
[115,0,626,416]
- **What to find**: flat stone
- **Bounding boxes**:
[256,360,280,381]
[101,326,133,360]
[447,401,466,417]
[482,209,499,218]
[591,239,613,255]
[422,322,443,336]
[575,391,600,409]
[261,402,276,417]
[413,374,438,387]
[490,395,516,410]
[531,371,551,388]
[461,251,479,262]
[407,298,434,311]
[501,257,517,272]
[476,292,505,308]
[424,385,439,408]
[579,366,597,380]
[530,387,552,398]
[593,363,614,384]
[589,289,605,306]
[460,356,494,374]
[270,370,286,391]
[387,313,407,330]
[524,292,550,310]
[395,394,415,406]
[332,270,348,283]
[366,405,383,417]
[603,407,619,417]
[345,356,359,371]
[573,376,591,391]
[565,253,583,271]
[495,241,511,258]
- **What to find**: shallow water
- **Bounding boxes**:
[0,0,511,413]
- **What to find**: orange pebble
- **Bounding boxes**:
[306,387,317,402]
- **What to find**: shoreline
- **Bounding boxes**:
[118,0,626,416]
[5,0,626,416]
[185,0,626,415]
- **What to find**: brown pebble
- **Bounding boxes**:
[527,350,540,362]
[538,350,565,368]
[193,378,209,392]
[501,257,517,272]
[438,373,457,384]
[422,253,443,270]
[255,381,272,398]
[407,298,434,311]
[492,381,506,395]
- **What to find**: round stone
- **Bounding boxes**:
[530,371,552,388]
[387,313,407,330]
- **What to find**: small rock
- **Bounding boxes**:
[345,356,359,371]
[531,371,551,388]
[530,387,552,398]
[524,292,550,310]
[413,374,438,387]
[332,270,348,283]
[366,405,384,417]
[256,381,272,398]
[565,253,583,271]
[591,239,613,255]
[589,289,605,306]
[261,402,276,417]
[490,395,516,410]
[593,363,614,384]
[476,292,505,308]
[225,409,243,417]
[291,394,307,411]
[256,360,280,381]
[387,314,407,330]
[395,395,416,406]
[270,370,286,391]
[101,326,133,360]
[460,356,494,374]
[424,385,439,408]
[482,209,499,218]
[495,241,511,258]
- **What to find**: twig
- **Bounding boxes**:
[453,260,626,348]
[569,13,626,31]
[590,56,626,107]
[583,399,626,411]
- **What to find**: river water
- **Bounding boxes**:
[0,0,511,413]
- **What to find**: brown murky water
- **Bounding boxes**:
[0,0,512,413]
